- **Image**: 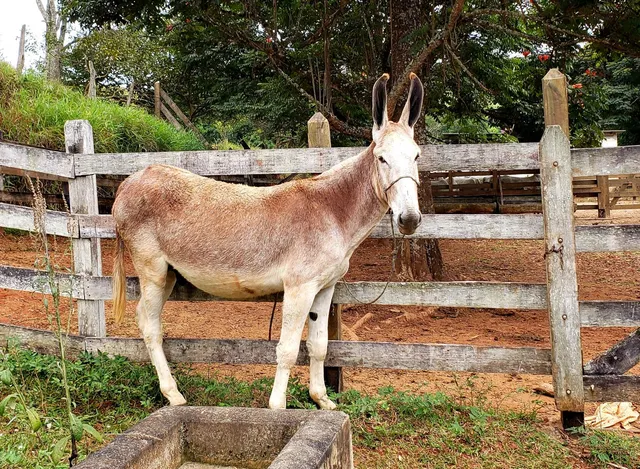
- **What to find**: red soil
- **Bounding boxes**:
[1,207,638,428]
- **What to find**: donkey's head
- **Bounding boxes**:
[371,73,424,235]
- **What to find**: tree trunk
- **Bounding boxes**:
[322,0,332,110]
[390,0,444,281]
[41,0,64,82]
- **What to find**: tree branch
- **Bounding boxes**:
[464,8,640,57]
[387,0,466,112]
[444,42,494,95]
[302,5,343,47]
[543,22,638,57]
[270,58,371,139]
[473,19,547,44]
[35,0,46,18]
[59,18,67,45]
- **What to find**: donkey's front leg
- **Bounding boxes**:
[269,284,318,410]
[307,285,337,410]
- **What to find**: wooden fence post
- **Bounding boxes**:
[542,69,570,138]
[542,69,584,429]
[540,126,585,429]
[154,82,161,118]
[596,175,611,218]
[308,112,342,393]
[65,120,106,337]
[16,25,26,75]
[540,138,585,428]
[87,61,96,99]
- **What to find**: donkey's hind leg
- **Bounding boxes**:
[307,285,337,410]
[136,260,184,405]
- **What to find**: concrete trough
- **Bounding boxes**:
[75,407,353,469]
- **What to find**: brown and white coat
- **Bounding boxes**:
[112,73,424,409]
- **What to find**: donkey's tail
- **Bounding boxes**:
[113,230,127,325]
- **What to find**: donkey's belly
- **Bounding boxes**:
[170,262,284,300]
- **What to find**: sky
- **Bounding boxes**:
[0,0,46,69]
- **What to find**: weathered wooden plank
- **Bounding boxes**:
[333,281,547,309]
[0,324,85,359]
[372,214,544,239]
[540,125,585,412]
[580,302,640,327]
[542,69,570,138]
[572,146,640,177]
[612,204,640,210]
[0,141,74,178]
[575,225,640,252]
[0,265,84,298]
[78,214,116,239]
[66,121,105,338]
[81,275,549,309]
[73,143,541,176]
[596,175,611,218]
[160,102,183,130]
[0,165,69,181]
[77,213,550,240]
[308,112,332,148]
[584,376,640,402]
[154,81,161,118]
[160,88,207,143]
[77,213,546,240]
[5,267,640,327]
[84,337,552,374]
[583,329,640,375]
[73,148,358,176]
[0,203,77,237]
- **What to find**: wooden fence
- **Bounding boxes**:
[431,171,640,216]
[1,69,640,428]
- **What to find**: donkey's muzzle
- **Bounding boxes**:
[398,211,421,235]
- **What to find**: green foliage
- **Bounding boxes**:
[0,62,204,152]
[59,1,640,147]
[62,27,171,101]
[579,427,640,468]
[426,115,518,144]
[2,347,639,468]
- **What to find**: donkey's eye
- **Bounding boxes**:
[378,156,387,164]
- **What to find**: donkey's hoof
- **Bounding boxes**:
[167,391,187,406]
[269,396,287,410]
[317,396,337,410]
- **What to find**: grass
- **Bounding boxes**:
[1,346,639,468]
[0,62,205,153]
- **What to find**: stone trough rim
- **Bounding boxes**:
[74,406,353,469]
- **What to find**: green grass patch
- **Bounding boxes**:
[0,62,204,153]
[1,346,638,468]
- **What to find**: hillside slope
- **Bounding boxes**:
[0,62,204,153]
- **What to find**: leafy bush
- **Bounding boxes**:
[0,62,204,153]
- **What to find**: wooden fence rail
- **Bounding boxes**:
[2,139,636,179]
[3,203,640,251]
[1,265,639,328]
[1,323,638,402]
[1,69,639,428]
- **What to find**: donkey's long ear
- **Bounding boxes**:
[399,73,424,128]
[372,74,389,140]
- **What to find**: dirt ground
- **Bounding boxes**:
[0,206,638,429]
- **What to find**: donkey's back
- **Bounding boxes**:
[112,164,344,300]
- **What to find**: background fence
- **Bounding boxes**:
[0,69,639,428]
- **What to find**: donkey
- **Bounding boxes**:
[111,73,424,410]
